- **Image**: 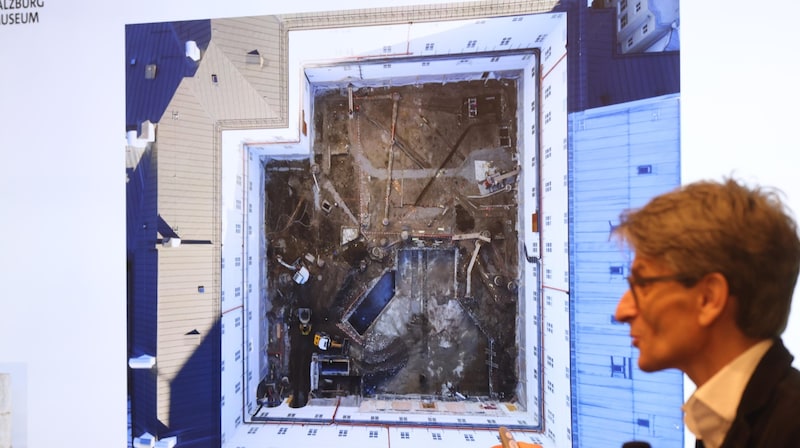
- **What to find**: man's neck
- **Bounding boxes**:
[686,332,765,387]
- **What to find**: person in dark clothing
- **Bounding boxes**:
[613,177,800,448]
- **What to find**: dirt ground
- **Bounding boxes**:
[263,78,521,407]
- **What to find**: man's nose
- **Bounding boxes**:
[614,288,637,323]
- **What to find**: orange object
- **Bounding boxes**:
[491,426,543,448]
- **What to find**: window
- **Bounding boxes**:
[432,433,442,441]
[307,429,317,436]
[314,414,323,419]
[369,431,379,439]
[421,61,430,67]
[465,434,476,442]
[235,224,241,234]
[545,111,552,124]
[425,43,434,51]
[545,86,551,98]
[339,430,348,437]
[235,350,241,361]
[545,147,552,159]
[287,413,295,418]
[466,40,477,48]
[500,37,511,45]
[235,382,241,393]
[612,356,631,378]
[235,416,241,427]
[620,0,628,10]
[620,13,629,29]
[371,416,379,421]
[490,56,499,62]
[399,416,408,422]
[278,427,287,435]
[635,1,641,12]
[400,432,410,439]
[383,45,391,53]
[428,417,437,422]
[512,17,523,22]
[248,426,259,434]
[535,34,546,43]
[457,418,467,423]
[642,23,648,34]
[383,63,391,69]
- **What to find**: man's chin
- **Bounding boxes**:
[637,359,660,372]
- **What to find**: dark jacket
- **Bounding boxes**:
[720,338,800,447]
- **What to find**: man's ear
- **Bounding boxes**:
[697,272,730,327]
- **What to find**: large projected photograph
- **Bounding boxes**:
[124,1,680,447]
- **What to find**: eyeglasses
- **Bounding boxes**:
[626,273,699,307]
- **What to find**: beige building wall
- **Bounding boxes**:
[0,373,10,448]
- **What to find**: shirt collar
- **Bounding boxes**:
[683,339,773,448]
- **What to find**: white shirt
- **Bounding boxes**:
[682,339,773,448]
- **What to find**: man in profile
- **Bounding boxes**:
[613,178,800,447]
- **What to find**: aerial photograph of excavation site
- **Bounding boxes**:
[126,2,683,447]
[268,79,521,406]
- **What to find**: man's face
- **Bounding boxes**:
[614,255,704,373]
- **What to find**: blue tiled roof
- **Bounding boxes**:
[560,2,680,112]
[125,20,211,130]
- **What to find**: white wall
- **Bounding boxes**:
[536,16,571,447]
